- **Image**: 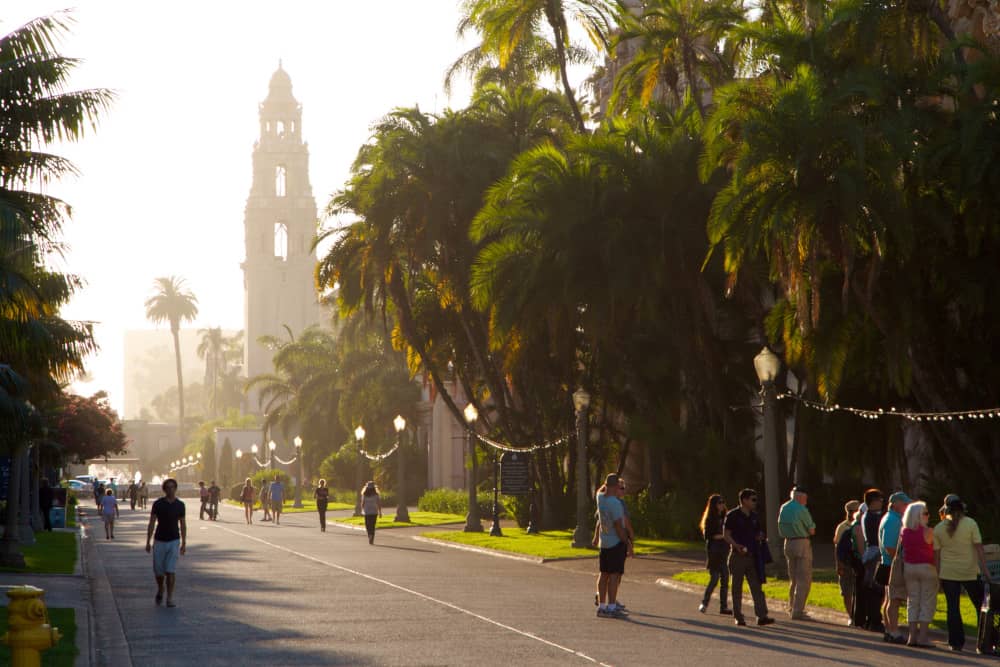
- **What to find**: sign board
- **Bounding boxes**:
[500,452,530,495]
[0,456,10,501]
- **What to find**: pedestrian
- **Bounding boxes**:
[361,481,382,544]
[900,501,936,647]
[853,488,886,633]
[145,478,187,608]
[589,480,629,612]
[879,491,911,643]
[128,481,138,511]
[777,485,816,620]
[240,478,255,525]
[208,480,221,521]
[95,482,105,508]
[611,478,633,612]
[270,477,284,525]
[698,493,732,615]
[39,479,54,532]
[100,488,119,540]
[933,494,994,652]
[260,477,272,521]
[314,478,330,532]
[834,499,861,623]
[594,474,630,618]
[198,481,209,520]
[724,488,775,627]
[139,481,149,510]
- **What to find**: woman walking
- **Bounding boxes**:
[699,494,732,615]
[361,481,382,544]
[240,478,256,525]
[933,494,994,651]
[900,501,936,647]
[314,479,330,532]
[100,488,120,539]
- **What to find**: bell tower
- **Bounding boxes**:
[242,63,320,412]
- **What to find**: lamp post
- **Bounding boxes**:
[393,416,410,523]
[753,346,781,559]
[571,387,591,548]
[235,449,243,481]
[268,440,277,470]
[463,403,482,532]
[489,448,503,537]
[293,435,304,508]
[354,426,365,516]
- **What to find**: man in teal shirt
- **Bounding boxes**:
[879,491,910,643]
[778,486,816,619]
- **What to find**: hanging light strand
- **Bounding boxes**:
[358,443,399,462]
[776,393,1000,422]
[470,431,570,453]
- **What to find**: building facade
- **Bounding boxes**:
[242,64,321,412]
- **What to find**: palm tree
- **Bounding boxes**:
[610,0,743,117]
[145,277,198,443]
[197,327,225,417]
[0,11,111,566]
[460,0,619,131]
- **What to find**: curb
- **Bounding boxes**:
[655,576,844,624]
[81,511,132,667]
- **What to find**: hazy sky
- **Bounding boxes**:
[5,1,482,414]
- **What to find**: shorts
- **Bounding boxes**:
[271,500,283,512]
[153,539,181,576]
[101,513,115,523]
[599,542,627,575]
[838,568,855,597]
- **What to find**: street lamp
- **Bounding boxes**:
[489,443,503,537]
[571,387,591,548]
[393,416,410,523]
[753,346,782,558]
[235,449,243,480]
[268,440,277,470]
[293,435,304,508]
[463,403,482,532]
[354,426,366,516]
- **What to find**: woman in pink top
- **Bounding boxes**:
[900,501,936,647]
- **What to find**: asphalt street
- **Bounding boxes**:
[87,503,994,666]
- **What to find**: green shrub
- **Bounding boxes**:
[627,489,703,540]
[417,487,505,517]
[318,447,368,491]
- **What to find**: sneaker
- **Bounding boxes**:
[735,617,747,626]
[155,593,163,606]
[791,612,811,621]
[597,607,612,618]
[607,606,627,618]
[698,603,707,613]
[719,608,733,616]
[611,603,628,614]
[757,617,776,626]
[888,634,907,645]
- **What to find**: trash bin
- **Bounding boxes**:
[48,506,65,529]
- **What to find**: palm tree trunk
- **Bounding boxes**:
[0,445,26,567]
[545,2,587,133]
[172,326,186,444]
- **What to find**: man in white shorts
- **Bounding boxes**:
[146,478,187,608]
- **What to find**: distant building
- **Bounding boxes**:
[242,64,322,413]
[120,419,179,479]
[123,329,203,419]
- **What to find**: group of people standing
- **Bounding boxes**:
[697,484,994,651]
[239,477,284,525]
[836,489,994,651]
[197,480,222,521]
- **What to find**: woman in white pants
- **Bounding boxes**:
[900,501,937,647]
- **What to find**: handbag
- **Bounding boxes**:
[875,562,891,587]
[888,535,906,594]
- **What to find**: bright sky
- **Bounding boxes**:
[4,1,482,415]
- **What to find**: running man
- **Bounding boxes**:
[146,478,187,608]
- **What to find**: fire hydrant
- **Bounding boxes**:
[1,586,61,667]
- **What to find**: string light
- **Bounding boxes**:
[776,393,1000,422]
[358,443,399,462]
[469,430,569,453]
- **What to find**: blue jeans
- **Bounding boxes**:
[702,549,729,609]
[941,578,984,649]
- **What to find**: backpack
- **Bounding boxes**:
[836,524,857,564]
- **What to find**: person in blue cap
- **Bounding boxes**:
[879,490,911,643]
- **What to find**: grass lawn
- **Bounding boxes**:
[0,607,76,666]
[421,529,701,560]
[335,512,465,529]
[223,499,353,513]
[0,531,77,574]
[672,569,978,635]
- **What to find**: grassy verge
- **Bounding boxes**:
[0,607,76,666]
[223,499,353,513]
[422,529,701,560]
[672,569,978,635]
[0,531,77,574]
[335,512,465,529]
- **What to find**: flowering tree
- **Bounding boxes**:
[54,392,129,463]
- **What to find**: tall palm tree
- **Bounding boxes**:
[0,11,111,566]
[460,0,619,132]
[197,326,224,417]
[145,276,198,443]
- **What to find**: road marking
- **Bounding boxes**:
[216,524,612,666]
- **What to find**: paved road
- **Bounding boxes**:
[88,503,993,666]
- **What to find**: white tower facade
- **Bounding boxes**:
[242,65,320,412]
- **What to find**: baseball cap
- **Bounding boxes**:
[844,499,860,514]
[939,493,963,515]
[888,491,911,505]
[604,473,620,487]
[792,484,808,495]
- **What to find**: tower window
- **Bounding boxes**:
[276,120,286,137]
[274,222,288,260]
[275,165,287,197]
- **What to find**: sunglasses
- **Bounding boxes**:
[749,497,758,503]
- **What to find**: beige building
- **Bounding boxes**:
[242,64,322,413]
